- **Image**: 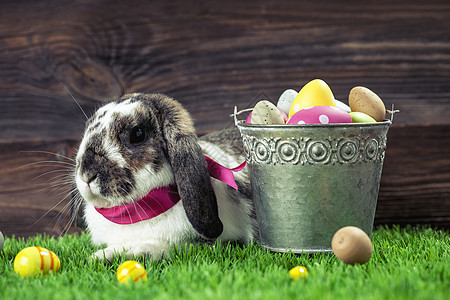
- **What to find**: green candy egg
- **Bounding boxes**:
[349,112,377,123]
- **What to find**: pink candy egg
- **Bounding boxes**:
[287,106,352,125]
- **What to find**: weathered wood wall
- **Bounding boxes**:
[1,0,449,238]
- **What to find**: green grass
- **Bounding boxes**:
[0,226,449,300]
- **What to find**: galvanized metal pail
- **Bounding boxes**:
[236,119,391,253]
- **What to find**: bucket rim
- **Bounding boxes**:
[232,104,393,129]
[235,119,392,129]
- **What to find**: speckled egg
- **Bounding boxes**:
[250,100,286,125]
[331,226,373,265]
[246,108,287,124]
[277,89,298,115]
[287,105,352,125]
[349,86,386,122]
[117,260,147,285]
[14,246,61,277]
[289,79,336,117]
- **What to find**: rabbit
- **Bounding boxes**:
[72,92,256,260]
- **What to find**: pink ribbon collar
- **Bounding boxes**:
[95,156,246,225]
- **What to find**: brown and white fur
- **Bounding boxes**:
[73,93,255,260]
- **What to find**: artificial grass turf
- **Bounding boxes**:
[0,226,448,300]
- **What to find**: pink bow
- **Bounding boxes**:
[95,156,246,224]
[204,155,246,190]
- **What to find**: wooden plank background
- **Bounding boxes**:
[0,0,449,238]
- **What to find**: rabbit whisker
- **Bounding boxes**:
[19,150,75,162]
[59,194,85,237]
[118,188,149,223]
[16,160,75,170]
[30,187,73,229]
[57,79,89,120]
[27,168,73,183]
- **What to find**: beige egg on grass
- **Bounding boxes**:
[331,226,373,265]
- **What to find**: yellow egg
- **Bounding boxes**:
[289,79,336,117]
[289,266,308,281]
[14,246,60,277]
[117,260,147,285]
[349,86,386,122]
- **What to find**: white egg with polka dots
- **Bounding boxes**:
[286,105,352,125]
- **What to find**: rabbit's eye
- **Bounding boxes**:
[129,126,146,144]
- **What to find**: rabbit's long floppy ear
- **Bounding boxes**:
[154,95,223,240]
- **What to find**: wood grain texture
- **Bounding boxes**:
[0,139,81,238]
[0,0,449,237]
[376,124,450,227]
[1,0,449,139]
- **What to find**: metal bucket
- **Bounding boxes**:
[236,119,391,253]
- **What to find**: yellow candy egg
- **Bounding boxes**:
[289,266,308,281]
[117,260,147,285]
[289,79,336,117]
[14,246,60,277]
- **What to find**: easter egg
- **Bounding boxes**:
[349,86,386,122]
[277,89,298,115]
[117,260,147,285]
[289,79,336,117]
[287,106,352,125]
[250,100,286,125]
[349,112,377,123]
[331,226,373,265]
[245,112,252,123]
[289,266,308,281]
[246,108,287,124]
[334,99,351,113]
[0,231,4,251]
[14,246,60,277]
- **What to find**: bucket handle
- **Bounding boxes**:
[386,104,400,123]
[231,106,253,126]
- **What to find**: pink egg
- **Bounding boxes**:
[286,106,352,125]
[246,109,288,124]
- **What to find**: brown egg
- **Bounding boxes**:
[331,226,373,265]
[349,86,386,122]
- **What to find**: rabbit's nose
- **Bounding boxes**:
[87,174,98,185]
[78,169,97,185]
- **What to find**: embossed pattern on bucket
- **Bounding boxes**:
[237,121,391,253]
